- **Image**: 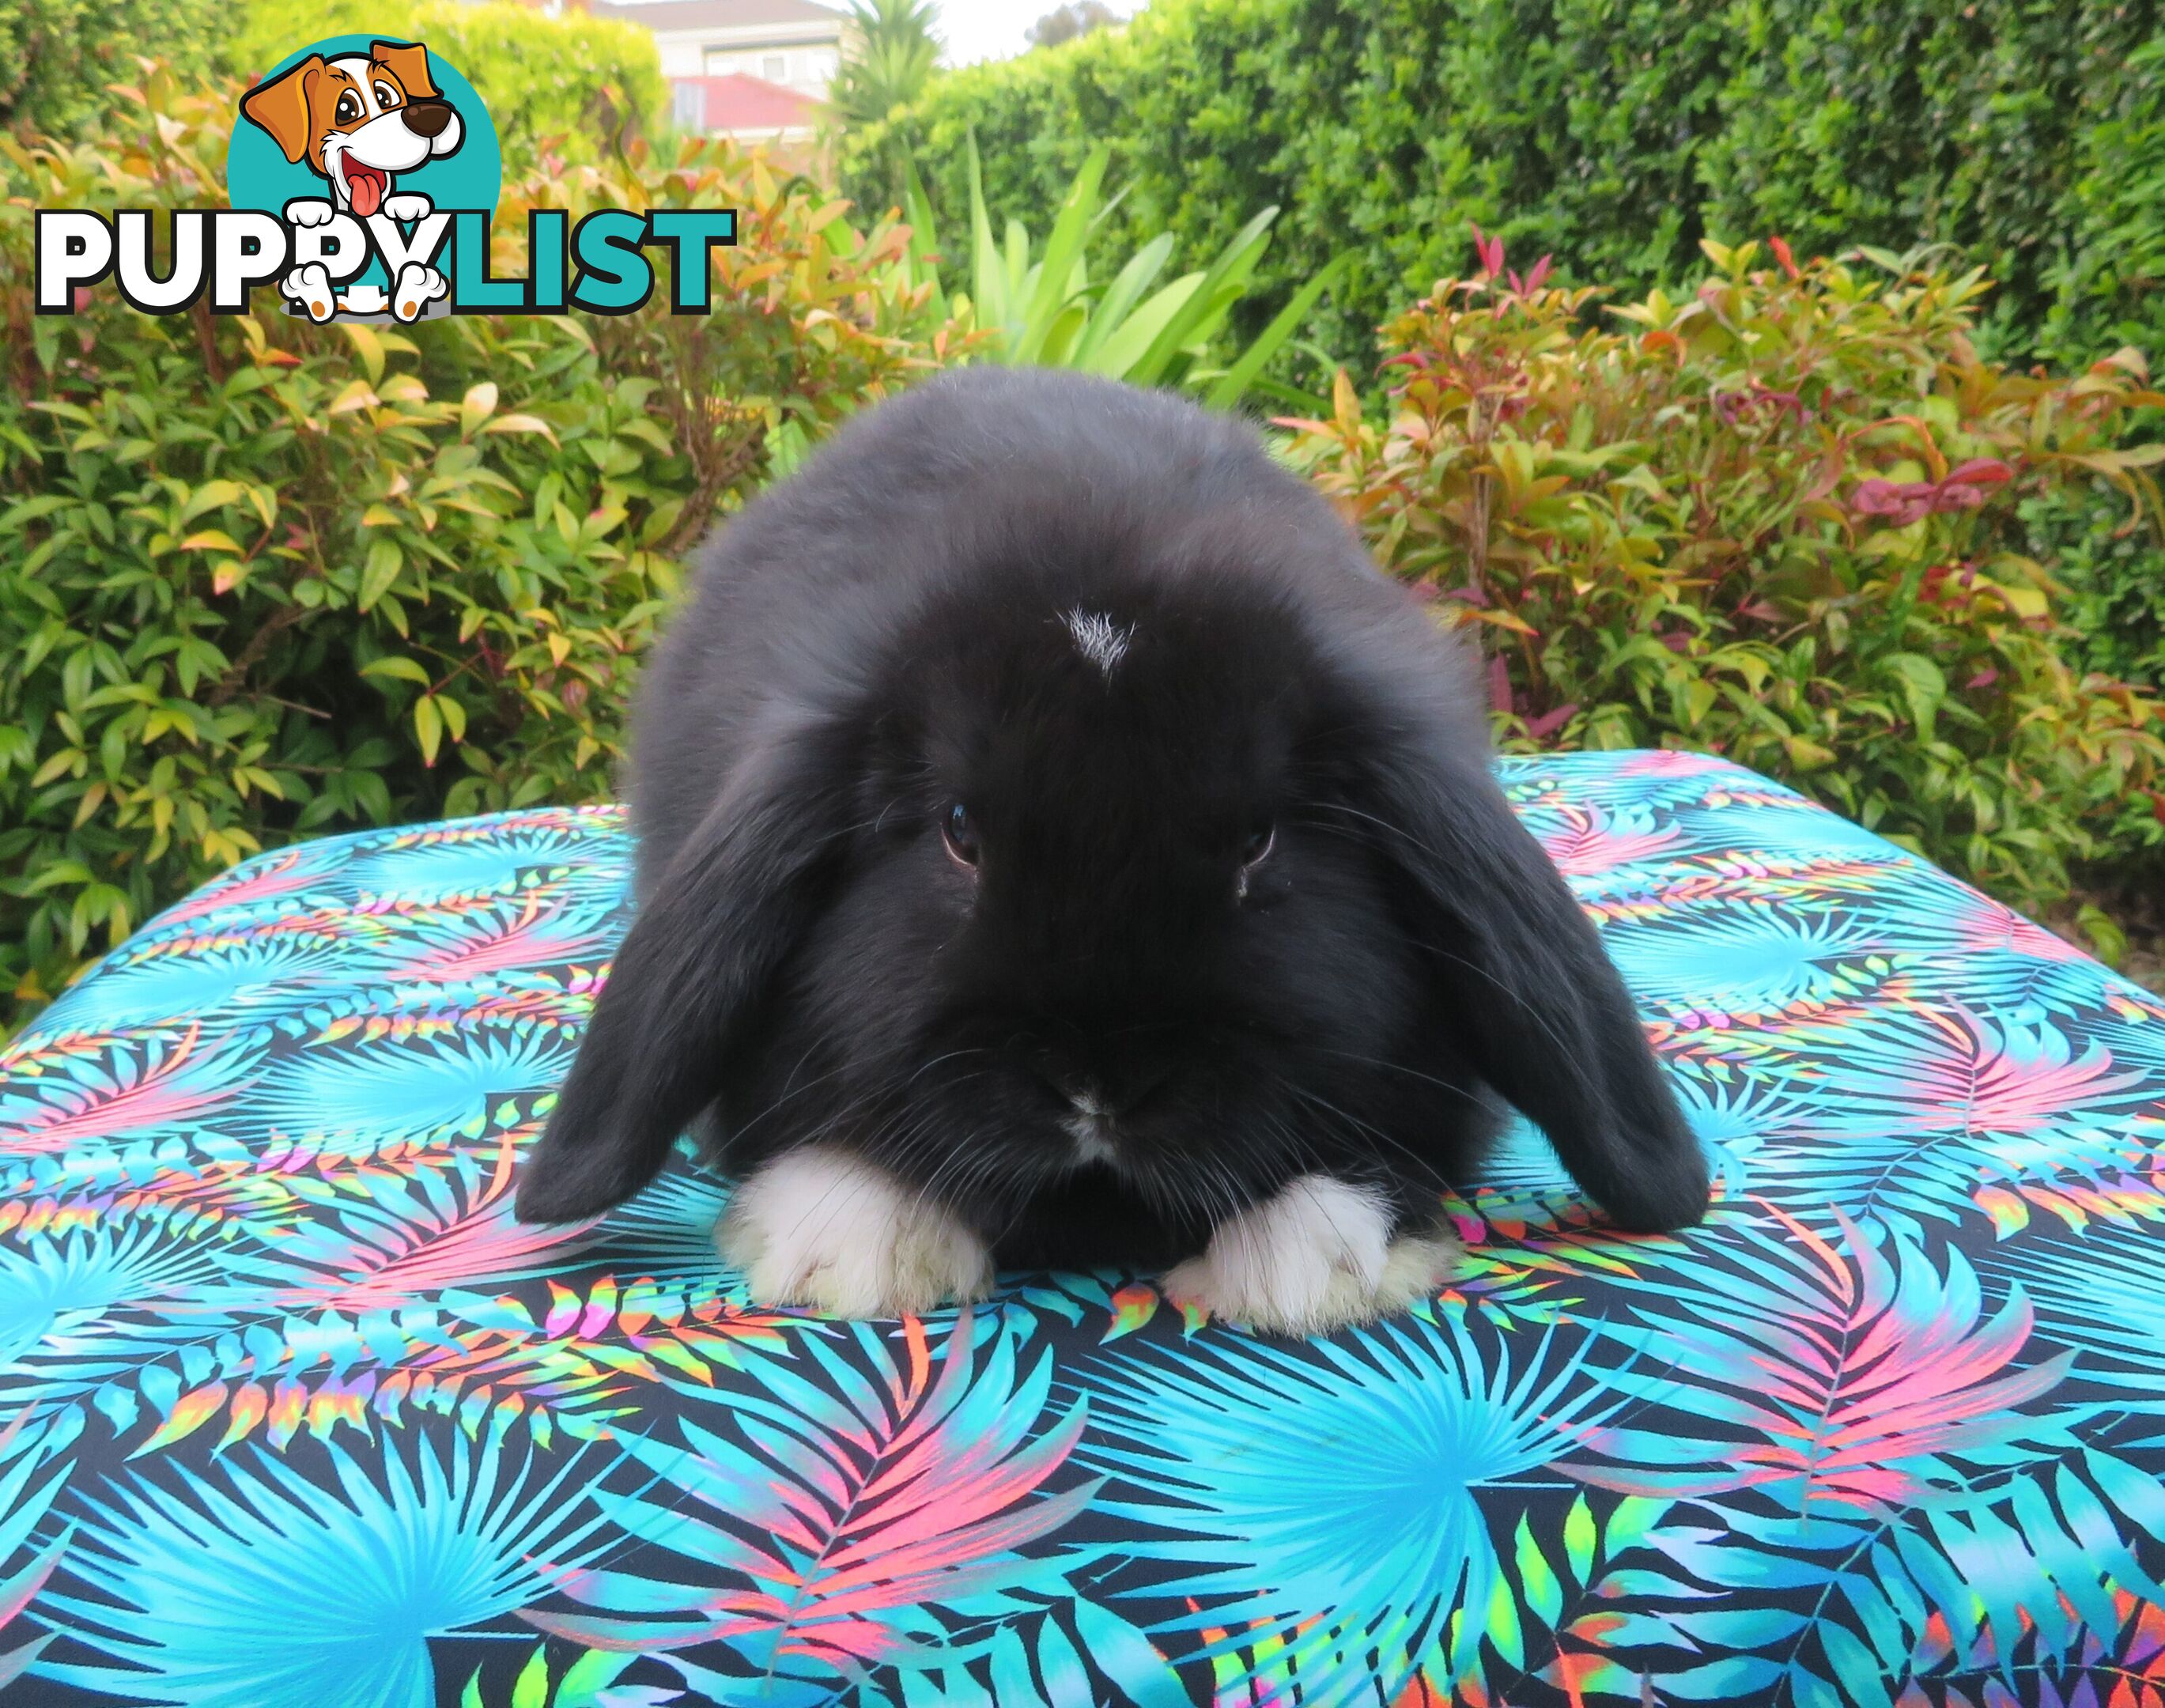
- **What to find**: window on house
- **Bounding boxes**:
[762,53,787,81]
[672,81,705,131]
[704,51,736,75]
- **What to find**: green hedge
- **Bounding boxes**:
[0,0,225,133]
[846,0,2164,375]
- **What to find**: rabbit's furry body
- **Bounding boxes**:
[515,369,1710,1330]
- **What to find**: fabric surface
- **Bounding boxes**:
[1,749,2162,1708]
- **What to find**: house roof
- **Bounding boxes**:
[592,0,841,33]
[675,71,821,133]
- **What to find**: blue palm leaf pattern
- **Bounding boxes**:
[1083,1310,1631,1697]
[35,936,359,1034]
[529,1313,1097,1697]
[580,1164,735,1294]
[1601,902,1895,1018]
[34,1436,612,1708]
[0,1229,226,1379]
[0,1024,255,1154]
[233,1027,575,1155]
[346,823,612,903]
[0,755,2157,1708]
[1997,1236,2165,1400]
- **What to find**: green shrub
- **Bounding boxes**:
[1278,239,2165,910]
[2026,37,2165,369]
[848,0,2163,376]
[2023,32,2165,705]
[0,69,961,1036]
[0,0,224,134]
[2018,482,2165,698]
[224,0,669,172]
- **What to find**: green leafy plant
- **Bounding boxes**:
[1279,234,2165,909]
[0,66,963,1037]
[902,135,1343,409]
[0,0,223,133]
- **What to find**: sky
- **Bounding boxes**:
[931,1,1146,67]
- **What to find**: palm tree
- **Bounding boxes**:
[825,0,943,209]
[826,0,941,132]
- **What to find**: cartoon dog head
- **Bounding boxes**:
[241,40,463,218]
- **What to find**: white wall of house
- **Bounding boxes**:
[648,28,840,95]
[697,42,839,91]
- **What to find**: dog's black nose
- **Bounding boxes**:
[403,100,454,138]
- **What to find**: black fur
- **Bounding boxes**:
[514,368,1710,1264]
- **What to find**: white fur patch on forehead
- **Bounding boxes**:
[1064,607,1135,677]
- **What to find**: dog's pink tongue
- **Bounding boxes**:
[348,167,384,217]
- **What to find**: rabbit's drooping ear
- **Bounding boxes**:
[514,709,851,1224]
[1359,745,1711,1233]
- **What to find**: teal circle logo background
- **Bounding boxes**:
[225,36,502,228]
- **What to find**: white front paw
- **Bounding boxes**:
[1163,1176,1458,1335]
[391,262,447,323]
[281,261,335,323]
[382,192,433,222]
[283,198,336,229]
[717,1144,994,1317]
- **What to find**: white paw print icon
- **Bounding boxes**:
[391,263,448,322]
[281,262,337,323]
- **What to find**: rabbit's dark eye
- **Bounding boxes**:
[1242,822,1275,867]
[942,802,980,868]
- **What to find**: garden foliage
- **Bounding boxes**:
[8,38,2165,1036]
[0,69,962,1033]
[898,139,1342,408]
[1281,238,2165,911]
[847,0,2165,376]
[0,0,224,134]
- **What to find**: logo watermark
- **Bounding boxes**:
[36,33,735,323]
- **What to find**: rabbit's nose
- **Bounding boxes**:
[1018,1032,1174,1117]
[1029,1066,1162,1119]
[1086,1060,1174,1117]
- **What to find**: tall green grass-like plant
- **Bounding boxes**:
[897,136,1344,410]
[1280,236,2165,912]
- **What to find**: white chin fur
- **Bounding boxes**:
[1162,1174,1459,1335]
[716,1143,993,1317]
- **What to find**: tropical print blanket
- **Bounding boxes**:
[0,750,2161,1708]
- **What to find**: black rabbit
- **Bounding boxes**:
[514,368,1710,1331]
